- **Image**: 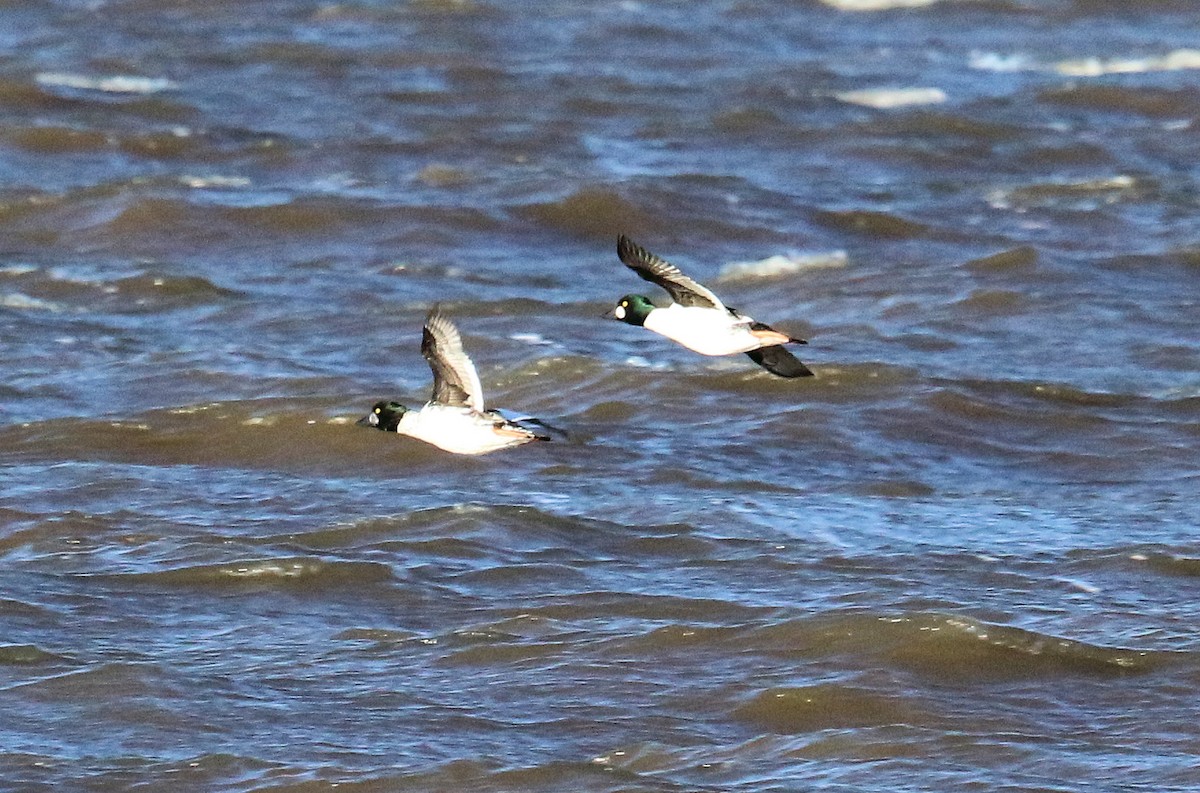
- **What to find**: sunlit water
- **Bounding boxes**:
[2,1,1199,790]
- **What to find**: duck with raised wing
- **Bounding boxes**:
[611,235,814,377]
[358,307,549,455]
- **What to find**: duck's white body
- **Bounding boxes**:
[612,236,812,377]
[397,403,539,455]
[643,303,788,356]
[361,307,549,455]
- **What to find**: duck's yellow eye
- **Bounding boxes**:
[375,407,381,414]
[621,300,628,307]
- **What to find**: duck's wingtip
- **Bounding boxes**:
[616,233,639,261]
[746,345,815,378]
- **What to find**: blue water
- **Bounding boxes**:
[2,1,1200,790]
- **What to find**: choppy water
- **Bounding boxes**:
[3,1,1200,790]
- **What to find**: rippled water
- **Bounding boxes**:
[3,1,1200,790]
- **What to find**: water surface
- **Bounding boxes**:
[2,1,1199,790]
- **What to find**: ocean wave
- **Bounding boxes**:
[0,644,65,666]
[6,125,109,153]
[414,163,471,188]
[608,622,742,653]
[107,557,393,589]
[971,48,1200,77]
[762,612,1171,678]
[813,208,928,239]
[834,87,948,109]
[349,758,638,793]
[733,684,919,733]
[179,175,252,190]
[951,288,1026,314]
[260,506,476,551]
[1,292,63,312]
[439,636,572,667]
[918,388,1101,443]
[963,246,1038,273]
[718,250,848,282]
[688,361,915,399]
[448,562,590,591]
[35,72,177,95]
[592,733,823,784]
[267,504,693,580]
[334,627,422,644]
[820,0,941,10]
[7,661,156,699]
[27,190,499,252]
[0,264,239,315]
[1132,551,1200,578]
[946,377,1162,410]
[1039,84,1200,119]
[987,175,1142,211]
[0,398,407,472]
[517,187,658,240]
[0,124,198,158]
[882,613,1166,676]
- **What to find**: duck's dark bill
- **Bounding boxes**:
[356,413,378,427]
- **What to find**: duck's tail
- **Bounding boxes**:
[492,410,566,441]
[749,321,807,346]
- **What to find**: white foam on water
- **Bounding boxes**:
[1,293,62,312]
[36,72,178,94]
[0,264,39,276]
[718,251,849,282]
[223,562,311,578]
[1055,49,1200,77]
[970,48,1200,76]
[820,0,940,9]
[624,355,671,370]
[835,87,947,108]
[180,175,252,189]
[509,332,553,346]
[1059,577,1102,595]
[967,52,1033,73]
[986,175,1138,210]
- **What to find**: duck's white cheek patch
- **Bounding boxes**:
[614,306,626,320]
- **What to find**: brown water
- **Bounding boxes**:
[2,1,1200,790]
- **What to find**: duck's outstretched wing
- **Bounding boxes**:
[487,409,564,442]
[421,306,485,411]
[617,235,725,310]
[745,345,814,378]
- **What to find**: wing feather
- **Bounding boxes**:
[616,235,725,310]
[421,307,485,412]
[745,345,814,378]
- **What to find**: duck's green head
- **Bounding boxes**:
[357,400,407,431]
[613,294,655,326]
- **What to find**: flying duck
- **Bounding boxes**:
[611,235,814,377]
[358,307,549,454]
